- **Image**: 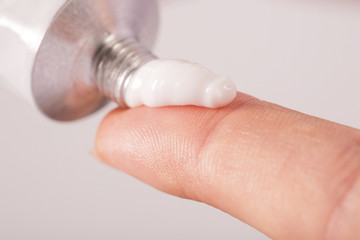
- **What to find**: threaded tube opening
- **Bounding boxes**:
[93,37,156,107]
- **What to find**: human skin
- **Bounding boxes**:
[95,93,360,239]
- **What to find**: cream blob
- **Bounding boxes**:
[125,59,237,108]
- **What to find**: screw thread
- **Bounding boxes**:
[93,37,156,107]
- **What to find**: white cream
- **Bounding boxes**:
[125,59,237,108]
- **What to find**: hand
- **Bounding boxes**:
[95,93,360,239]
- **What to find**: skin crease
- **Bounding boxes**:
[95,93,360,240]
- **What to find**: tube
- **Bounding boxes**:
[0,0,236,121]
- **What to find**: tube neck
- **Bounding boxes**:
[93,37,156,108]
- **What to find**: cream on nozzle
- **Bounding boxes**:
[0,0,237,121]
[125,59,237,108]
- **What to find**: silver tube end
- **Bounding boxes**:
[32,0,158,121]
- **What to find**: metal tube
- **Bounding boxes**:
[0,0,158,121]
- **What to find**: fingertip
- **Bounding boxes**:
[95,92,255,171]
[94,99,244,198]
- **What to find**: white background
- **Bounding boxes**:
[1,0,359,239]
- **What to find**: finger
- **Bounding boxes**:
[95,93,360,240]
